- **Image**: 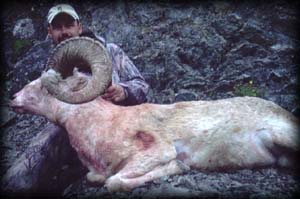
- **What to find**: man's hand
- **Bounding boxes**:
[102,84,127,103]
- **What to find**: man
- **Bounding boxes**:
[47,4,149,105]
[3,4,149,194]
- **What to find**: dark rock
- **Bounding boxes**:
[175,90,198,102]
[1,124,85,198]
[13,18,35,39]
[0,107,16,127]
[9,39,52,95]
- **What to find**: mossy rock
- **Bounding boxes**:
[12,39,32,62]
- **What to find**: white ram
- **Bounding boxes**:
[10,37,299,192]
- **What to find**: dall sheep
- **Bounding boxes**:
[10,37,299,192]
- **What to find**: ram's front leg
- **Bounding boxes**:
[77,154,107,185]
[105,159,188,192]
[86,171,106,185]
[105,144,189,192]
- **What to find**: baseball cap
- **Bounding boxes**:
[47,4,80,24]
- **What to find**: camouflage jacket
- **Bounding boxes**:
[80,31,150,106]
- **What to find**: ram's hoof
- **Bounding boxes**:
[86,172,106,186]
[105,175,133,193]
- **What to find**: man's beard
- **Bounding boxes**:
[58,35,72,43]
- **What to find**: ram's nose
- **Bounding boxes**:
[9,98,18,109]
[12,92,18,99]
[9,94,24,113]
[9,93,18,105]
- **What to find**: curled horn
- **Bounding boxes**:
[41,36,112,104]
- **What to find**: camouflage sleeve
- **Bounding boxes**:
[106,43,149,105]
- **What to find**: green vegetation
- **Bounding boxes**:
[234,81,260,97]
[12,39,32,62]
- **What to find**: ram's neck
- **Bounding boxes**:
[56,102,77,126]
[42,97,74,125]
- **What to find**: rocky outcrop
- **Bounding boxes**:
[1,1,299,198]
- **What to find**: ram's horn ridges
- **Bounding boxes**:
[41,36,112,104]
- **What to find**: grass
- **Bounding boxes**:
[234,80,260,97]
[12,39,32,62]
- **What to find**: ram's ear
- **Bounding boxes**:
[41,69,62,85]
[42,37,112,104]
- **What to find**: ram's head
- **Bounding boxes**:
[41,36,112,104]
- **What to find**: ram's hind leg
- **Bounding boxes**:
[257,124,299,168]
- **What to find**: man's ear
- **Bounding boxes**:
[47,26,53,39]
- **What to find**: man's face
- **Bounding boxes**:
[48,13,82,44]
